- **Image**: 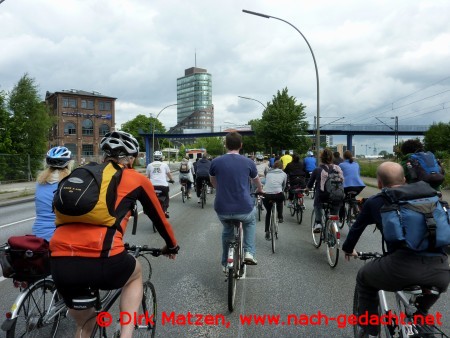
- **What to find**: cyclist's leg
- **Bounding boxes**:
[240,209,257,262]
[69,308,96,338]
[262,195,272,233]
[161,185,170,211]
[276,193,284,222]
[119,259,143,338]
[217,215,237,268]
[195,177,202,198]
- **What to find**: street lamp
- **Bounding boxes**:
[151,103,177,162]
[242,9,320,164]
[238,95,267,109]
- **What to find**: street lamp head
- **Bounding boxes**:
[242,9,271,19]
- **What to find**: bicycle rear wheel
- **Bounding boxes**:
[201,186,206,209]
[311,209,322,248]
[271,205,277,253]
[296,199,303,224]
[133,281,157,338]
[338,204,346,229]
[6,279,62,338]
[326,221,339,268]
[289,197,296,216]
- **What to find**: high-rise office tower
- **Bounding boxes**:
[173,67,214,133]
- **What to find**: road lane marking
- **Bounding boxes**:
[0,217,36,228]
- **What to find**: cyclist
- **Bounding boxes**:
[303,150,317,183]
[338,150,365,219]
[32,146,74,242]
[179,155,194,198]
[146,150,174,218]
[255,154,269,185]
[284,153,306,208]
[342,162,449,338]
[280,150,292,169]
[209,132,263,272]
[50,131,179,338]
[332,151,343,165]
[305,148,344,233]
[195,153,212,204]
[262,160,287,240]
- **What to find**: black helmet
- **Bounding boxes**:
[100,131,139,157]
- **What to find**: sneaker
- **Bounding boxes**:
[198,198,201,204]
[278,218,284,223]
[164,212,170,219]
[222,266,228,275]
[313,223,322,233]
[187,194,191,199]
[244,252,257,265]
[265,232,271,241]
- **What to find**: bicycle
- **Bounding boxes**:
[268,199,279,253]
[255,193,264,222]
[200,179,208,209]
[180,179,189,203]
[353,252,449,338]
[340,191,360,229]
[226,219,246,312]
[310,202,341,268]
[288,187,306,224]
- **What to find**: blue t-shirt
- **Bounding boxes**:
[32,182,57,242]
[304,157,317,172]
[209,154,258,214]
[339,160,365,188]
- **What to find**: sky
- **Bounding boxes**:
[1,0,450,155]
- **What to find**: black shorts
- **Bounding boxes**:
[50,251,136,308]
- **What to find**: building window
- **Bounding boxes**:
[82,144,94,156]
[64,122,76,135]
[65,143,77,156]
[82,119,94,135]
[99,124,110,136]
[63,97,77,108]
[81,99,94,109]
[98,101,111,111]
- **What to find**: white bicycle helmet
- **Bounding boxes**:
[256,154,264,161]
[46,146,72,168]
[100,131,139,157]
[307,151,314,157]
[153,151,163,161]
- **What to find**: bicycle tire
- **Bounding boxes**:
[310,185,315,199]
[201,185,206,209]
[181,186,186,203]
[296,199,303,224]
[271,205,276,253]
[338,204,346,229]
[326,221,339,268]
[6,279,62,338]
[227,266,237,312]
[289,204,296,217]
[311,209,322,248]
[348,202,359,228]
[258,204,261,222]
[133,281,157,338]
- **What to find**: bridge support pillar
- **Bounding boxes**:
[346,134,353,154]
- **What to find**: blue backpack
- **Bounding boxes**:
[407,151,444,187]
[380,181,450,252]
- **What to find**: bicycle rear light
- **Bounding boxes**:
[329,215,339,221]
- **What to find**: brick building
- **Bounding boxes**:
[45,89,116,163]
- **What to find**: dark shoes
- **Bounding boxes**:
[278,218,283,223]
[265,232,271,241]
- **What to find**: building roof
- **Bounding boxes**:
[45,89,117,100]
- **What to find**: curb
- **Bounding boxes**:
[0,196,35,207]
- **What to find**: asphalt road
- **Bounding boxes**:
[0,177,449,337]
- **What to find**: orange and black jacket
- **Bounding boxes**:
[50,167,177,258]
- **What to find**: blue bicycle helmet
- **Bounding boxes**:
[46,146,72,168]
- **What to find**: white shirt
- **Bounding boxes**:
[146,161,170,186]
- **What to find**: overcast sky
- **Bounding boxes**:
[1,0,449,155]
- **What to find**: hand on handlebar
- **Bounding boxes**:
[344,249,358,261]
[168,180,175,184]
[161,245,180,259]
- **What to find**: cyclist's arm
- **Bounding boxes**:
[342,195,383,254]
[165,165,173,182]
[210,175,217,188]
[252,175,263,193]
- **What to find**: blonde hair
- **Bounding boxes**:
[37,160,74,184]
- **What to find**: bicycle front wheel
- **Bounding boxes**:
[296,202,303,224]
[181,186,186,203]
[326,221,339,268]
[133,281,157,338]
[311,209,322,248]
[6,279,62,338]
[258,203,262,221]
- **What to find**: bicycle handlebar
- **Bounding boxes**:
[356,251,383,260]
[124,243,162,257]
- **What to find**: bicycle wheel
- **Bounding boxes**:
[258,201,262,222]
[311,209,322,248]
[296,199,303,224]
[348,202,359,228]
[338,204,346,229]
[6,279,62,338]
[271,205,277,253]
[201,186,206,209]
[289,197,296,216]
[134,281,157,338]
[181,185,186,203]
[326,221,339,268]
[310,185,315,199]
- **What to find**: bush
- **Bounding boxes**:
[358,159,383,178]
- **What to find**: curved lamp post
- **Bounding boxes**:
[151,103,177,162]
[238,95,267,109]
[242,9,320,163]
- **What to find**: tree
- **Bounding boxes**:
[258,87,310,155]
[120,114,166,152]
[424,122,450,155]
[192,137,224,156]
[0,90,11,154]
[6,74,53,180]
[242,119,264,154]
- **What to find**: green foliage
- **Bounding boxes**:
[191,137,224,156]
[358,159,383,178]
[257,88,310,155]
[424,122,450,154]
[242,119,263,154]
[1,74,53,181]
[121,114,166,152]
